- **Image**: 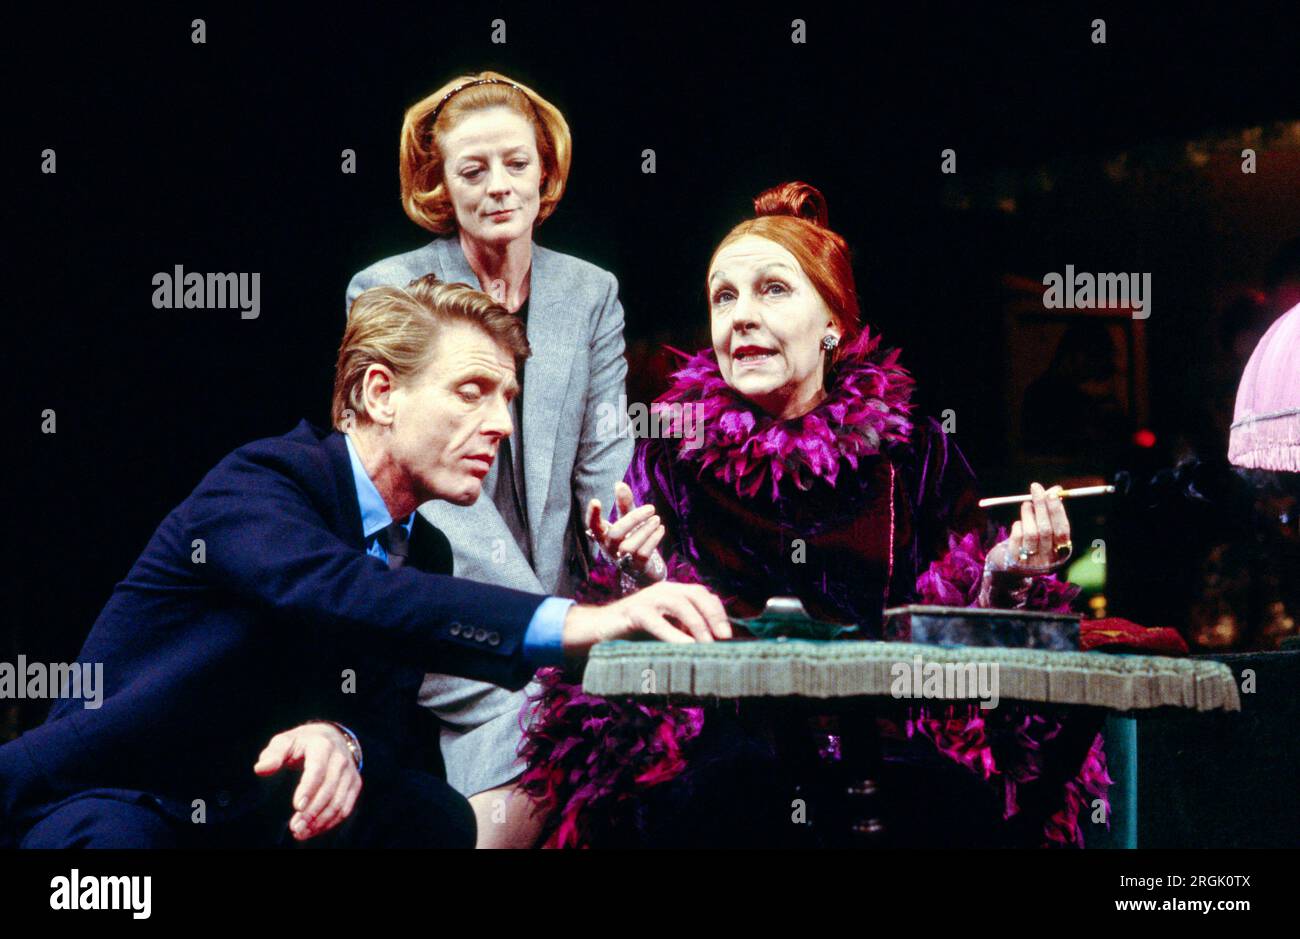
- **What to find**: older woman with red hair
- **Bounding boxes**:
[347,72,633,847]
[520,182,1108,848]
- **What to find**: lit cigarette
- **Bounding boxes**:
[978,484,1115,508]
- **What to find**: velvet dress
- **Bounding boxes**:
[520,330,1110,848]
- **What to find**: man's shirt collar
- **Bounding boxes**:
[344,433,412,539]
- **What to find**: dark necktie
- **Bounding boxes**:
[377,519,411,570]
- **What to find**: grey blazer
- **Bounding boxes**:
[346,235,633,795]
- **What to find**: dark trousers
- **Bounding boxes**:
[19,768,475,849]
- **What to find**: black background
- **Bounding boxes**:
[6,2,1298,730]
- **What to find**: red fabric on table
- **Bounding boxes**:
[1081,617,1189,655]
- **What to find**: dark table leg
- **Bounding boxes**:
[763,701,889,848]
[838,707,888,847]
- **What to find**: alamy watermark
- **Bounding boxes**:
[152,265,261,319]
[890,654,1000,709]
[595,395,705,450]
[50,869,151,919]
[1,657,103,709]
[1043,265,1150,319]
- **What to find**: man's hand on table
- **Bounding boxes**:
[562,582,732,656]
[253,722,362,841]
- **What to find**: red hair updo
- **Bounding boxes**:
[708,182,862,345]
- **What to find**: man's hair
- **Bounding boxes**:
[333,275,530,430]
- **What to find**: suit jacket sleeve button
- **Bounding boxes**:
[449,622,462,636]
[473,628,487,642]
[488,632,500,646]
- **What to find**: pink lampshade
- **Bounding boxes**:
[1229,302,1300,471]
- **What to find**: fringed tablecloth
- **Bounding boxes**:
[582,640,1241,712]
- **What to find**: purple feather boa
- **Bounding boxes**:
[917,529,1080,613]
[904,708,1111,848]
[652,329,915,499]
[910,531,1095,847]
[519,667,704,850]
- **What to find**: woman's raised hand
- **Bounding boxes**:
[985,482,1073,575]
[586,482,668,582]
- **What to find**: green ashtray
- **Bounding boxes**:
[729,596,860,641]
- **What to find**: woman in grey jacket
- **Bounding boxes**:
[347,71,633,847]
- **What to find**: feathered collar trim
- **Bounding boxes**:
[652,330,915,499]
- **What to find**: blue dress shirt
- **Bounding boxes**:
[344,435,570,665]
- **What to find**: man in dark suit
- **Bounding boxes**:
[0,276,729,848]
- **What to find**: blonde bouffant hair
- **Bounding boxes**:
[399,71,572,235]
